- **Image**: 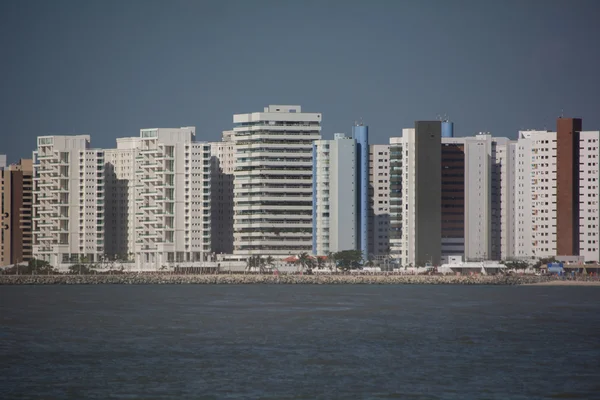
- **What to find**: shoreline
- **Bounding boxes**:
[522,280,600,286]
[1,274,599,286]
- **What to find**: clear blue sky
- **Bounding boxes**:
[1,0,599,162]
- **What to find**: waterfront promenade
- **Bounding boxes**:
[1,273,598,286]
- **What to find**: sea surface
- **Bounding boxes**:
[1,285,599,399]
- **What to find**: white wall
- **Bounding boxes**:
[329,136,357,252]
[578,131,600,262]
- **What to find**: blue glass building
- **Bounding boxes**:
[353,124,369,259]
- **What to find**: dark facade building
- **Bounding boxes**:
[1,159,33,266]
[441,142,465,258]
[556,117,582,256]
[414,121,442,266]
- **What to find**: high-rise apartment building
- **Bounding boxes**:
[513,129,560,260]
[32,135,105,266]
[368,144,390,258]
[463,134,505,261]
[390,121,442,267]
[104,137,141,260]
[440,134,515,262]
[510,120,600,261]
[210,130,235,254]
[578,130,600,262]
[1,159,33,266]
[312,133,357,255]
[0,155,6,169]
[133,127,212,269]
[232,105,321,256]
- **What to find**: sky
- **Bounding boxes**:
[1,0,599,162]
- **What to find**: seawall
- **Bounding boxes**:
[1,274,597,286]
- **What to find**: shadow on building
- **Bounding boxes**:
[104,163,130,261]
[210,156,234,254]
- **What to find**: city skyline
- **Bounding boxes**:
[3,107,600,271]
[2,0,600,162]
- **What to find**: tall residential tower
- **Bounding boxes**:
[312,134,357,255]
[390,121,442,267]
[232,105,321,256]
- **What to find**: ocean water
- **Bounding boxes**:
[1,285,599,399]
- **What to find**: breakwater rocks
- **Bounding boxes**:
[1,274,596,286]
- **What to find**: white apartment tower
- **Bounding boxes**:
[32,135,105,266]
[134,127,212,269]
[512,130,557,260]
[312,133,357,256]
[232,105,322,256]
[210,130,235,254]
[578,131,600,262]
[369,144,390,257]
[104,137,141,260]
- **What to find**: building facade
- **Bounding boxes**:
[133,127,212,269]
[512,130,557,260]
[210,130,235,255]
[312,133,357,256]
[32,135,105,266]
[368,144,390,258]
[232,105,321,256]
[390,121,442,267]
[104,137,141,260]
[509,120,600,261]
[440,138,465,259]
[556,118,583,256]
[353,124,369,257]
[1,159,33,266]
[578,130,600,263]
[494,138,517,261]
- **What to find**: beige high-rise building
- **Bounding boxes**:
[1,159,34,266]
[131,127,212,269]
[32,136,106,267]
[104,128,213,270]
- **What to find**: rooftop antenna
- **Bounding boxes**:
[560,109,564,118]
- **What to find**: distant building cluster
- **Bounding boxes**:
[1,105,599,270]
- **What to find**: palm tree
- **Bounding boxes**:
[265,256,274,273]
[297,252,311,273]
[327,251,336,272]
[257,256,266,274]
[246,255,264,273]
[316,256,325,271]
[78,254,89,275]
